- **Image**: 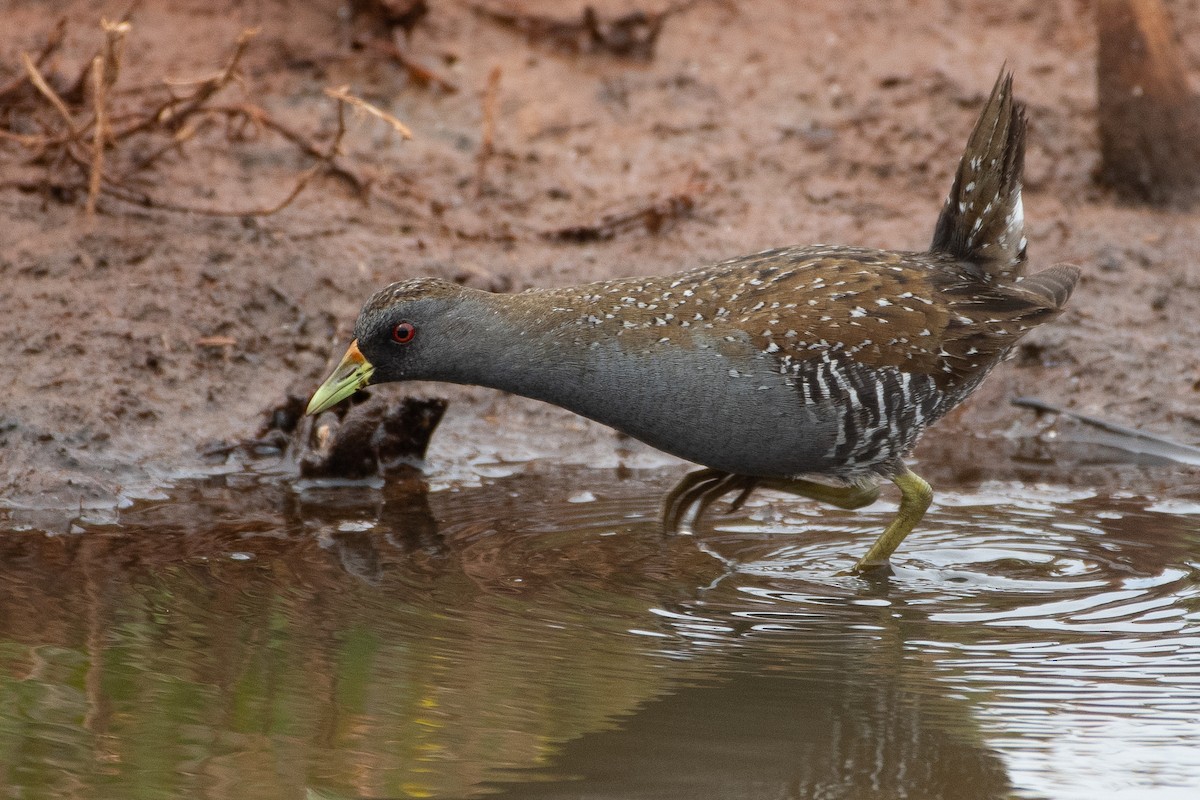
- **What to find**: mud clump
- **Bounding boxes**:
[302,394,448,478]
[214,390,448,479]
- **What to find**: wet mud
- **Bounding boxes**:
[2,0,1198,525]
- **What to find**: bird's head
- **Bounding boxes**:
[306,278,473,415]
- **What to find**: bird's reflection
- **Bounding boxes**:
[2,469,1196,799]
[320,484,446,584]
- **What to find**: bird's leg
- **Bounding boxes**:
[851,468,932,573]
[753,478,881,510]
[689,472,755,523]
[662,468,724,533]
[661,469,756,534]
[663,470,882,533]
[725,482,758,512]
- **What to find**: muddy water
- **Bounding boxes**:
[1,469,1198,799]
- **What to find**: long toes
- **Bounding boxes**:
[662,472,766,533]
[661,470,706,531]
[690,473,743,523]
[662,470,725,534]
[725,479,759,513]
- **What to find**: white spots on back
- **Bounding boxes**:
[517,244,1040,430]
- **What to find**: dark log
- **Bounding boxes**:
[1097,0,1200,206]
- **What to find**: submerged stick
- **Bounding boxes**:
[1013,397,1200,466]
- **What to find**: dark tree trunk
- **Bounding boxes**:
[1097,0,1200,206]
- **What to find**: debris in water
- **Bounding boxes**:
[204,388,447,479]
[1014,396,1200,466]
[302,394,448,478]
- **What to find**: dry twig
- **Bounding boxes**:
[325,85,413,139]
[20,51,78,136]
[87,19,130,219]
[0,20,411,217]
[542,190,701,242]
[0,16,66,102]
[474,66,501,198]
[359,36,458,92]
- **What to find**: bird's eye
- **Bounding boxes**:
[391,321,416,344]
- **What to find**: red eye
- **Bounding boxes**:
[391,321,416,344]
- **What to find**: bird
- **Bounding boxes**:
[306,71,1080,573]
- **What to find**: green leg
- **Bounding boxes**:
[851,468,932,573]
[755,478,881,510]
[662,470,881,533]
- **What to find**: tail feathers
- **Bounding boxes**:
[1016,263,1081,309]
[930,70,1028,281]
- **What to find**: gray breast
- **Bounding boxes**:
[493,332,852,478]
[500,331,954,480]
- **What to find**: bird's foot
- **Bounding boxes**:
[661,469,757,534]
[849,468,932,572]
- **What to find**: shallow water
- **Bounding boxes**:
[1,469,1198,799]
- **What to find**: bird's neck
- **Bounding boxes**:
[427,287,697,430]
[435,289,606,405]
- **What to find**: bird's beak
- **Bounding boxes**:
[306,340,376,416]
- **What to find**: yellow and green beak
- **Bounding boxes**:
[306,340,376,416]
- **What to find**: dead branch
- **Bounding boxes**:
[359,36,458,92]
[542,190,700,242]
[1013,396,1200,466]
[0,16,66,102]
[216,103,369,195]
[114,27,256,141]
[99,96,349,217]
[325,85,413,139]
[474,66,501,198]
[0,20,410,217]
[87,20,130,219]
[87,56,105,218]
[21,51,78,136]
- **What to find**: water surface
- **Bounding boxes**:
[1,469,1198,799]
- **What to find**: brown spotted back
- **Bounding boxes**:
[535,244,1074,394]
